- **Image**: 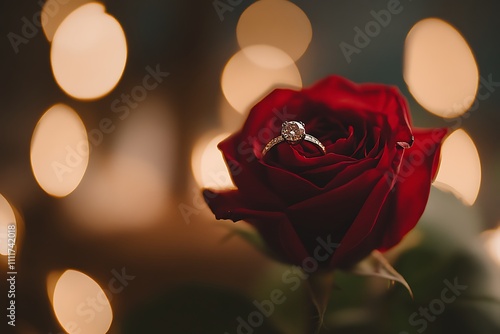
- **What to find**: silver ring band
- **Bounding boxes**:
[262,121,326,157]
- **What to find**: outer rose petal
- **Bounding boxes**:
[239,88,300,145]
[331,128,448,267]
[203,189,309,264]
[304,76,414,147]
[328,169,394,267]
[217,133,290,209]
[377,127,448,250]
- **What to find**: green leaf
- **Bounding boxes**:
[347,250,413,298]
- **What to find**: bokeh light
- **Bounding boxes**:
[30,104,89,198]
[42,0,92,41]
[221,45,302,114]
[237,0,312,62]
[191,132,235,190]
[46,270,63,305]
[50,2,127,100]
[219,95,245,132]
[52,269,113,334]
[434,129,481,206]
[404,18,479,118]
[0,194,16,256]
[483,227,500,266]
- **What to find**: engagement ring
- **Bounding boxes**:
[262,121,326,157]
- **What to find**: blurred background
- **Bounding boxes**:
[1,0,499,333]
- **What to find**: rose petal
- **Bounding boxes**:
[329,171,394,267]
[203,189,309,264]
[304,76,413,146]
[217,134,288,209]
[203,189,279,221]
[242,89,309,147]
[287,168,384,231]
[376,127,448,250]
[248,217,310,265]
[264,158,324,204]
[329,128,447,267]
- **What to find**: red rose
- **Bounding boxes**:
[203,75,447,269]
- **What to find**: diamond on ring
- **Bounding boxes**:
[262,121,326,157]
[281,121,305,144]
